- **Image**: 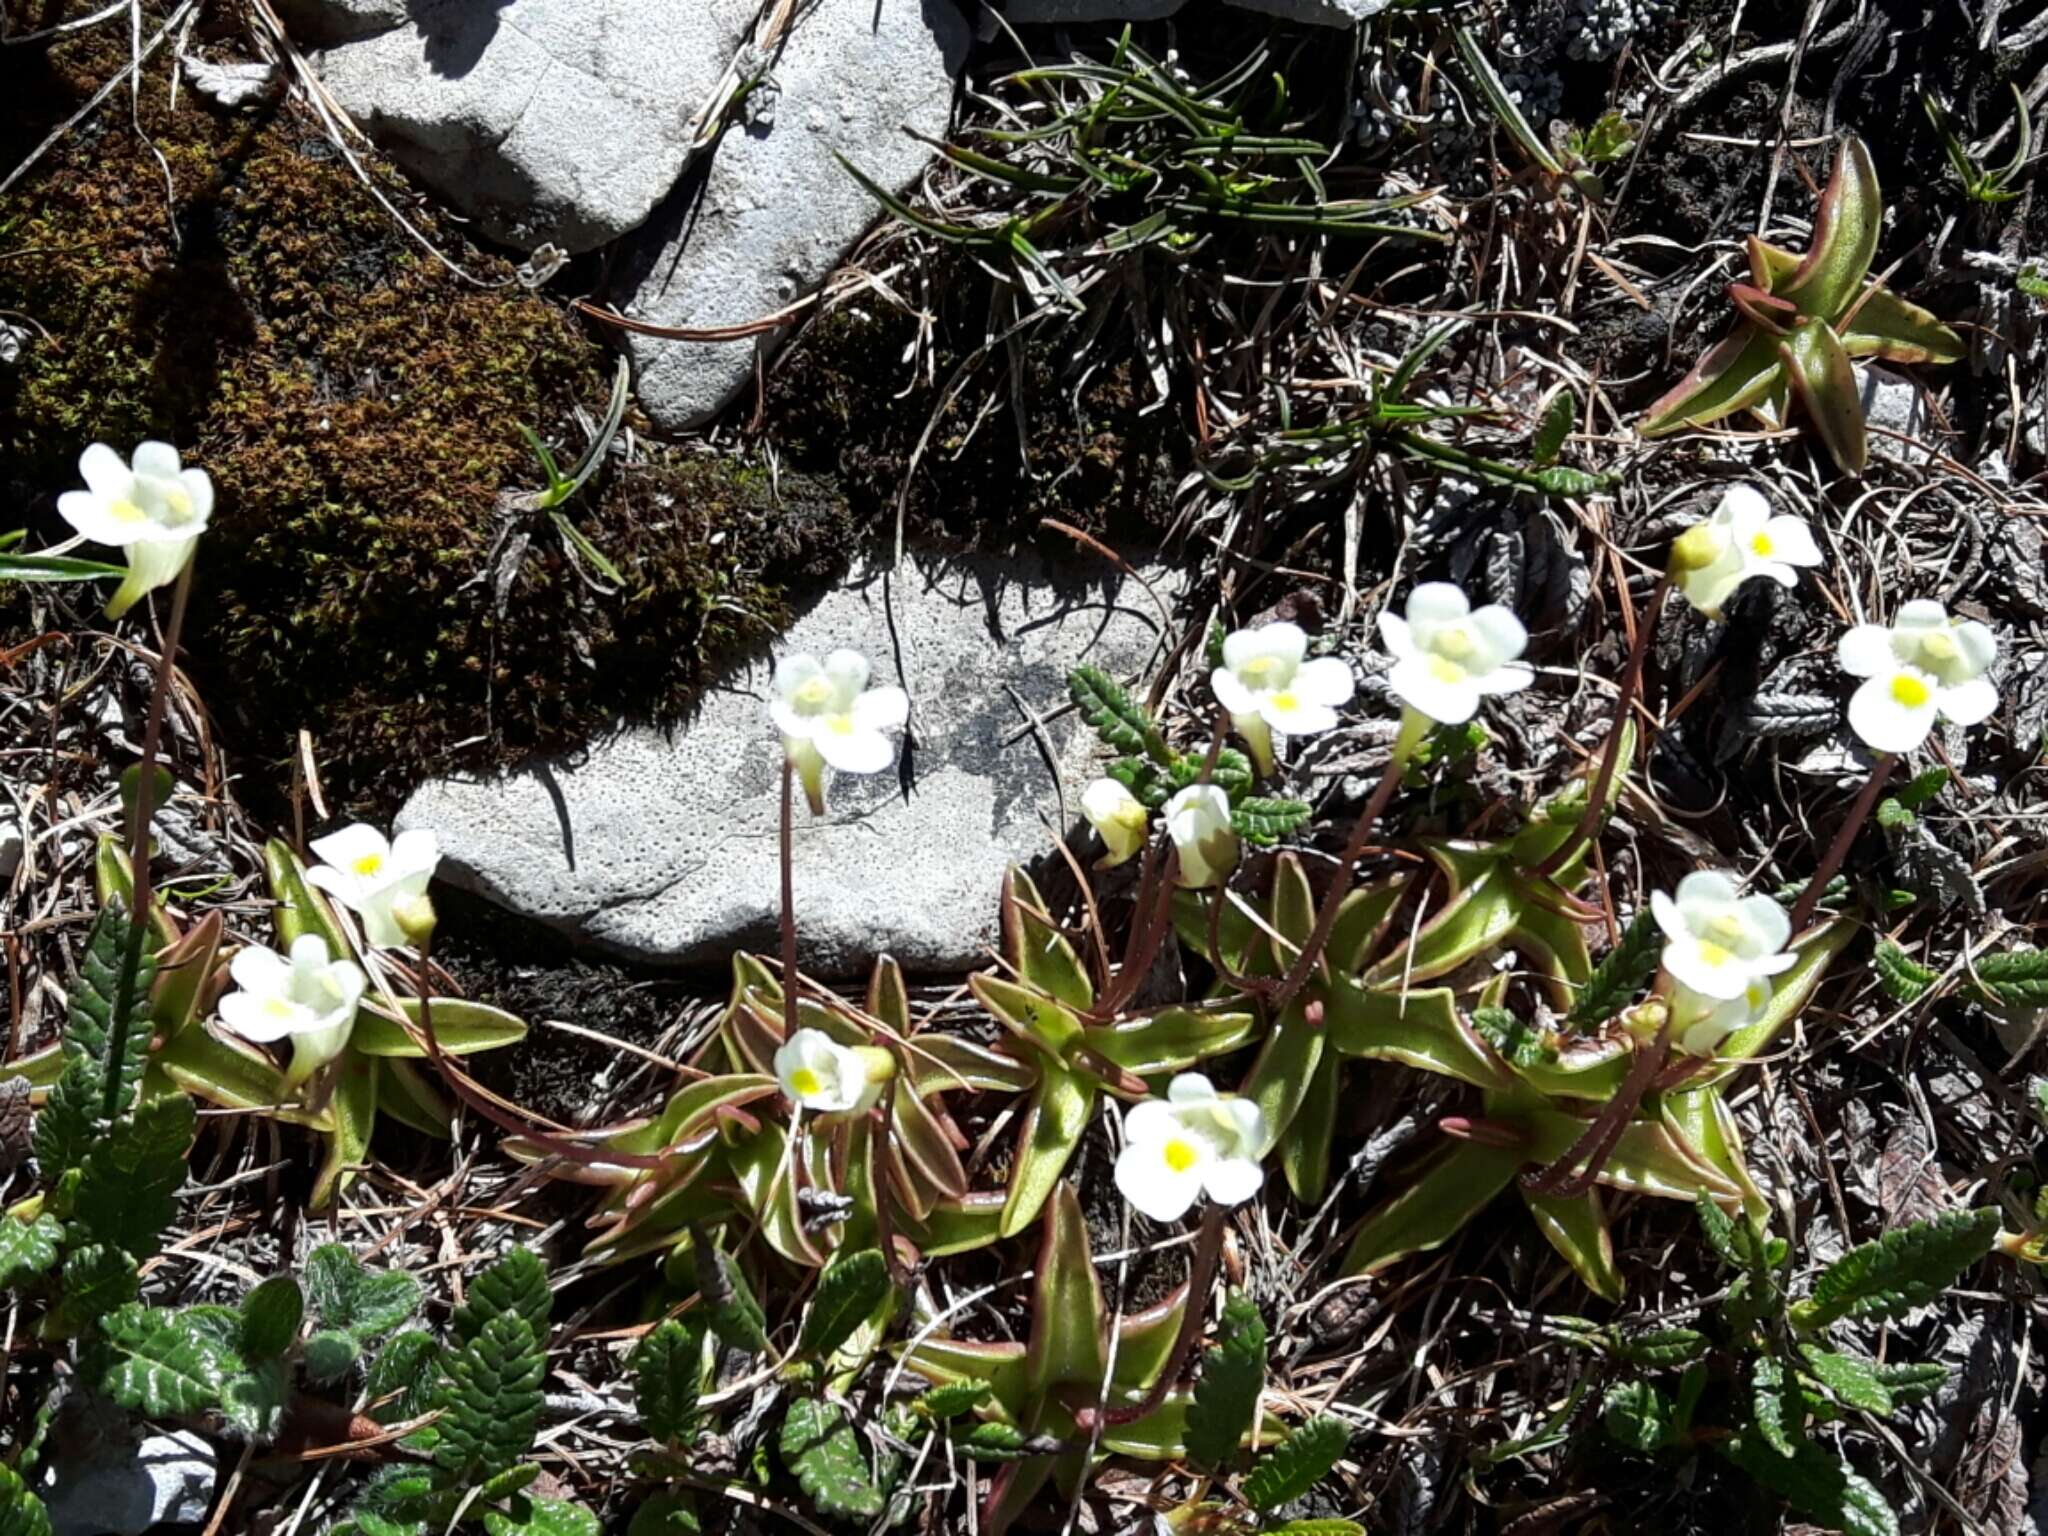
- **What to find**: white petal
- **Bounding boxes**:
[1714,484,1771,536]
[1466,605,1530,668]
[1124,1099,1181,1143]
[1661,939,1752,1000]
[1404,582,1471,626]
[1836,625,1896,678]
[1950,621,1998,678]
[1474,660,1535,697]
[1224,1097,1266,1155]
[1201,1155,1265,1207]
[78,443,133,499]
[122,536,194,598]
[130,441,182,479]
[357,894,408,950]
[1222,622,1306,673]
[822,650,871,703]
[1166,1072,1217,1105]
[389,828,441,880]
[219,990,303,1044]
[814,723,895,774]
[56,491,144,548]
[1260,697,1338,736]
[1290,656,1355,708]
[178,468,215,523]
[1114,1142,1204,1223]
[304,865,359,905]
[773,653,824,701]
[1753,951,1799,977]
[851,685,909,733]
[311,824,391,873]
[1893,600,1949,633]
[1387,657,1478,724]
[1762,515,1822,566]
[1847,675,1935,754]
[1734,894,1791,955]
[1938,676,1999,727]
[1650,889,1686,943]
[1082,779,1134,821]
[1674,869,1739,913]
[771,701,817,739]
[1376,611,1415,660]
[1210,666,1259,717]
[229,945,289,996]
[286,932,334,975]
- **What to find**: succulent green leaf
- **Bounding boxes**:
[1524,1188,1620,1302]
[1184,1291,1267,1471]
[1243,1416,1348,1510]
[1090,1007,1258,1078]
[436,1311,545,1481]
[1002,869,1094,1010]
[1792,1208,1999,1329]
[800,1248,892,1362]
[97,1303,234,1417]
[999,1064,1095,1238]
[1027,1184,1106,1396]
[1637,325,1785,438]
[351,999,529,1057]
[452,1248,552,1346]
[779,1398,884,1519]
[1340,1141,1521,1277]
[1776,138,1880,322]
[1281,1051,1340,1204]
[1778,320,1866,474]
[1838,285,1965,364]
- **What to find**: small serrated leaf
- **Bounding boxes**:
[238,1276,303,1363]
[1792,1208,2000,1329]
[1716,1432,1899,1536]
[0,1464,53,1536]
[1185,1290,1267,1472]
[780,1398,884,1519]
[0,1214,63,1290]
[633,1320,704,1447]
[1532,390,1575,467]
[913,1383,990,1421]
[306,1245,422,1342]
[1741,693,1840,739]
[436,1311,545,1481]
[73,1092,194,1260]
[482,1496,602,1536]
[1069,666,1153,756]
[1243,1416,1348,1511]
[1751,1356,1806,1456]
[1873,941,1936,1004]
[1169,749,1254,801]
[1231,798,1313,847]
[798,1248,891,1362]
[1568,909,1661,1028]
[48,1243,139,1335]
[945,1422,1035,1461]
[1695,1194,1748,1270]
[1974,948,2048,1007]
[1870,1360,1947,1406]
[304,1330,361,1385]
[1611,1327,1710,1369]
[453,1248,552,1346]
[1800,1347,1894,1414]
[1601,1380,1673,1453]
[97,1304,234,1417]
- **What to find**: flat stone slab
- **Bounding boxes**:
[293,0,759,252]
[399,555,1174,974]
[1005,0,1393,23]
[619,0,969,430]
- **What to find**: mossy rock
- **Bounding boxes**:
[0,21,856,811]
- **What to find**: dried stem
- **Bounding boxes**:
[1072,1202,1225,1430]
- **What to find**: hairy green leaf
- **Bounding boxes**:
[306,1245,423,1342]
[98,1303,234,1417]
[482,1496,602,1536]
[1717,1432,1898,1536]
[1568,910,1661,1028]
[799,1248,891,1362]
[48,1243,139,1335]
[1185,1291,1267,1472]
[1975,947,2048,1007]
[436,1311,545,1482]
[453,1248,553,1346]
[304,1331,360,1385]
[633,1320,704,1446]
[1244,1416,1348,1511]
[780,1397,884,1519]
[1231,798,1312,846]
[34,907,156,1171]
[365,1331,442,1424]
[1800,1347,1894,1415]
[1601,1380,1673,1453]
[1792,1209,2000,1329]
[74,1093,194,1260]
[238,1276,304,1363]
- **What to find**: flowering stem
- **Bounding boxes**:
[1072,1203,1225,1431]
[124,559,195,920]
[1531,575,1670,883]
[1786,752,1895,933]
[1266,706,1430,1014]
[780,756,801,1044]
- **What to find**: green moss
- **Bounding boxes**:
[0,25,853,812]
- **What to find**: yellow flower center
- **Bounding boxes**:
[1111,802,1148,831]
[164,487,192,517]
[352,853,385,877]
[1697,940,1733,969]
[1749,531,1774,558]
[1435,625,1475,659]
[1242,655,1279,677]
[1890,674,1932,708]
[1162,1137,1199,1174]
[261,997,296,1020]
[788,1067,822,1098]
[108,498,147,524]
[1427,655,1467,684]
[1270,691,1300,713]
[796,676,834,707]
[1921,631,1958,662]
[1707,913,1747,945]
[825,714,857,735]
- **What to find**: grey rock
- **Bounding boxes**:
[43,1428,216,1536]
[1004,0,1394,23]
[400,554,1174,974]
[1227,0,1394,22]
[304,0,759,252]
[0,824,19,881]
[620,0,969,430]
[273,0,407,44]
[1861,365,1933,464]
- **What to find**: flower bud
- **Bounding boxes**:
[392,892,438,943]
[1668,522,1728,574]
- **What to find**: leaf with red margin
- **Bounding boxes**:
[1638,324,1787,437]
[1779,320,1867,474]
[1776,137,1880,321]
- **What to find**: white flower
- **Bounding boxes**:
[1650,871,1796,1002]
[771,650,909,811]
[774,1027,882,1115]
[56,441,213,618]
[1668,485,1824,619]
[1113,1073,1266,1223]
[1081,778,1149,867]
[1210,623,1355,774]
[1163,784,1238,890]
[1376,582,1533,725]
[1837,600,1999,754]
[217,933,366,1088]
[305,824,440,950]
[1669,974,1772,1058]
